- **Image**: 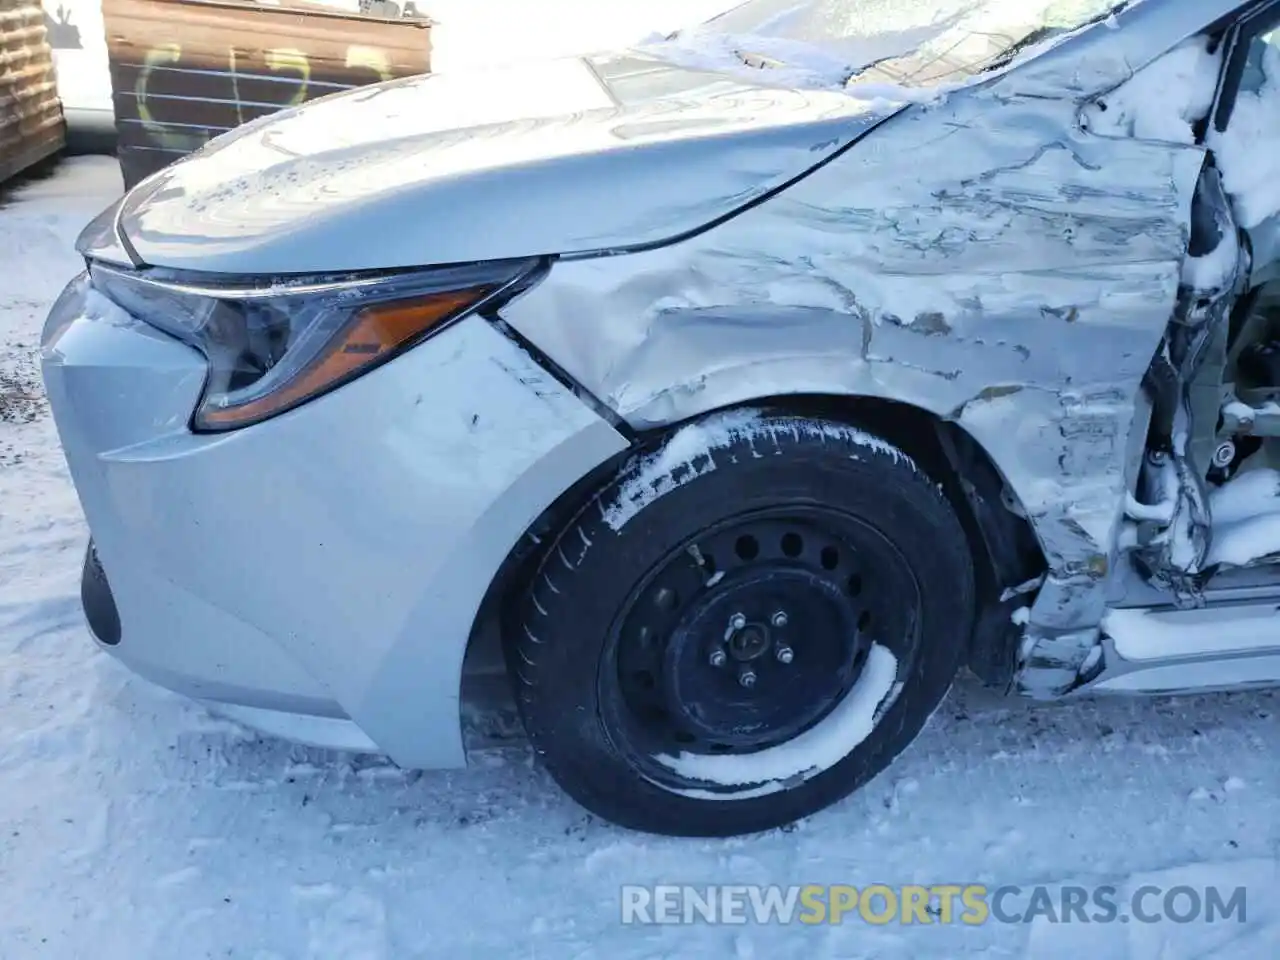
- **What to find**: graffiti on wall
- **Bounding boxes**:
[104,0,432,187]
[128,41,398,151]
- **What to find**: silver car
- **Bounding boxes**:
[40,0,1280,836]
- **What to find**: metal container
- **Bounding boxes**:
[103,0,431,188]
[0,0,66,183]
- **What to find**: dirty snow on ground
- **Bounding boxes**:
[4,155,1280,960]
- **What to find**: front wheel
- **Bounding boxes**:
[509,409,975,836]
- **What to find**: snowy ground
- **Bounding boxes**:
[4,16,1280,955]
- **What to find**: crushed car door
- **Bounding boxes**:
[1170,6,1280,584]
[1120,2,1280,600]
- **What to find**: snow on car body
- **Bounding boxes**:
[38,0,1280,835]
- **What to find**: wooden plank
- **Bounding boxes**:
[103,0,432,187]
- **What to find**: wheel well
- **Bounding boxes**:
[462,394,1047,703]
[755,396,1046,686]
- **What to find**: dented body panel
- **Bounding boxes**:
[43,0,1280,772]
[503,0,1244,696]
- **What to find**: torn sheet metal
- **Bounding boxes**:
[1133,165,1248,601]
[502,6,1216,697]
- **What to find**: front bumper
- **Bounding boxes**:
[41,273,627,766]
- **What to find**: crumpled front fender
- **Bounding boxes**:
[502,40,1208,697]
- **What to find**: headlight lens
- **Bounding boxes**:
[90,260,540,431]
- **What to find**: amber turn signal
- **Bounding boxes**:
[200,286,491,428]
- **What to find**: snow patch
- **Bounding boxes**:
[602,410,912,531]
[1208,468,1280,566]
[1079,644,1104,675]
[1102,604,1280,661]
[1124,492,1174,524]
[1116,521,1139,550]
[1085,35,1221,144]
[1211,514,1280,567]
[654,643,897,796]
[1182,226,1241,291]
[1210,468,1280,525]
[1223,399,1261,425]
[638,30,883,92]
[1212,39,1280,229]
[1011,606,1031,626]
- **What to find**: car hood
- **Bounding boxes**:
[105,54,897,275]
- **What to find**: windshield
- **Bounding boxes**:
[645,0,1128,89]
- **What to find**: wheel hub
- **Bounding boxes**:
[726,621,771,661]
[660,566,865,748]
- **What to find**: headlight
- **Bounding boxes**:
[90,259,541,431]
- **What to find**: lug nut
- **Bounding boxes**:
[771,611,788,628]
[729,613,747,631]
[738,668,757,689]
[775,645,794,664]
[709,649,727,668]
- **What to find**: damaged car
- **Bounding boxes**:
[40,0,1280,836]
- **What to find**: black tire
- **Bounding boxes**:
[509,409,975,836]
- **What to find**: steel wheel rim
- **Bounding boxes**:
[597,503,924,790]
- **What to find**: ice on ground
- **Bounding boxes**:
[655,644,898,794]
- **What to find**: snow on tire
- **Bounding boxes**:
[509,408,976,836]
